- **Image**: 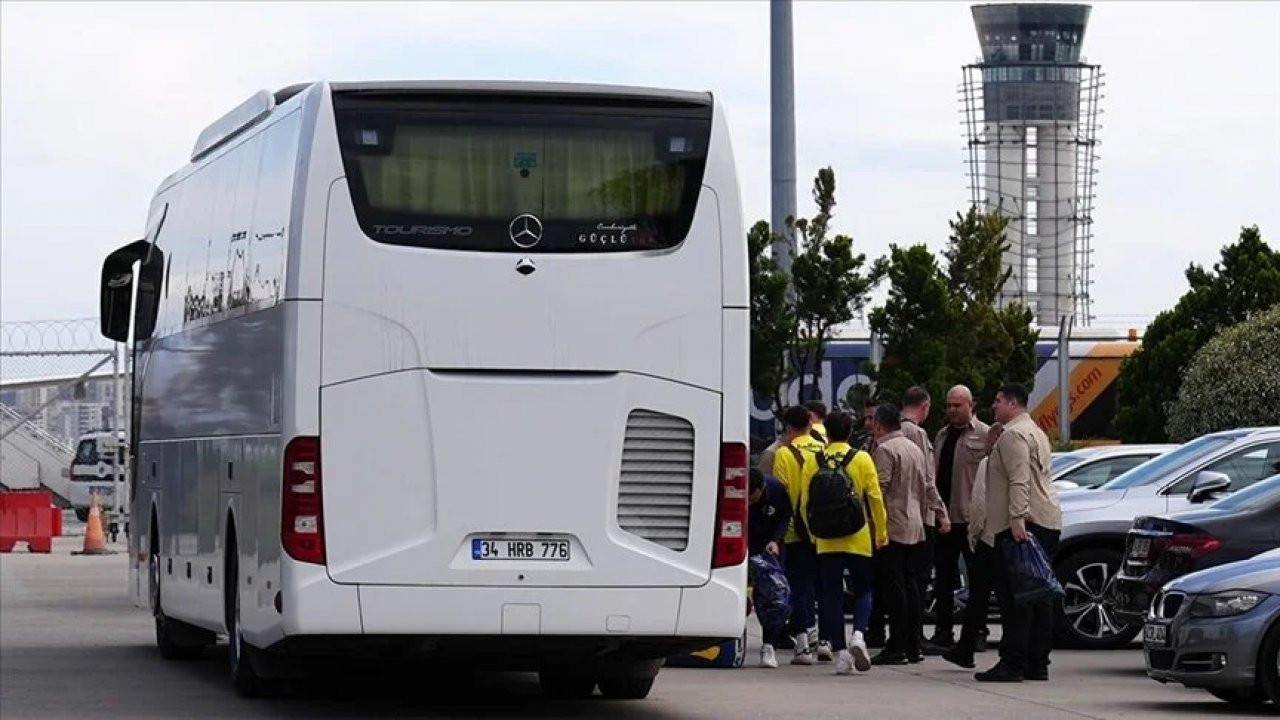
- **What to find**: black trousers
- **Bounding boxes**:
[915,526,936,641]
[958,540,994,652]
[879,541,925,657]
[993,524,1061,672]
[934,522,977,640]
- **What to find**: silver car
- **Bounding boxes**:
[1051,444,1177,492]
[1145,548,1280,708]
[1053,427,1280,649]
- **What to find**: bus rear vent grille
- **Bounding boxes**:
[617,409,695,551]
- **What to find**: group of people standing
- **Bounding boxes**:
[747,383,1064,682]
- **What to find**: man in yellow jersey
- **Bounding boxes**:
[758,405,825,475]
[800,411,889,675]
[772,405,824,665]
[804,401,829,445]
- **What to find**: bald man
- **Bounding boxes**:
[925,386,991,652]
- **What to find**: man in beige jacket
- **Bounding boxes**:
[869,403,931,665]
[976,383,1062,684]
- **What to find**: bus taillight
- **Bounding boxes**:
[282,436,325,565]
[712,443,748,569]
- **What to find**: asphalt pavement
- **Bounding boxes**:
[1,535,1272,719]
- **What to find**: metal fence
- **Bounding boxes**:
[0,319,129,527]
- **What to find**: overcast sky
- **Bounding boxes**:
[2,1,1278,330]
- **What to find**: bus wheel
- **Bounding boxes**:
[597,662,660,700]
[538,669,596,699]
[226,537,274,697]
[75,508,90,523]
[150,538,209,660]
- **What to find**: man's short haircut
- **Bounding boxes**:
[903,386,931,408]
[875,403,902,431]
[864,399,879,410]
[824,411,854,443]
[782,405,812,431]
[749,467,765,494]
[997,383,1030,408]
[804,400,828,418]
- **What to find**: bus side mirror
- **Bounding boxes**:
[100,239,164,342]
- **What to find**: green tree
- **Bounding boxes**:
[868,208,1038,430]
[1165,304,1280,441]
[748,220,794,419]
[1115,226,1280,442]
[788,168,875,404]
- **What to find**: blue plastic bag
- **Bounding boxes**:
[999,533,1065,607]
[749,552,792,630]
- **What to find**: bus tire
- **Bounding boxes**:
[225,532,275,698]
[75,508,90,523]
[150,522,210,660]
[598,675,656,700]
[538,670,596,699]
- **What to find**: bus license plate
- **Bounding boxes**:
[472,538,570,562]
[1143,623,1167,646]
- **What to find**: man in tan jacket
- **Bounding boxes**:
[976,383,1062,684]
[869,403,931,665]
[900,386,950,654]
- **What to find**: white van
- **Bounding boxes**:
[67,429,126,521]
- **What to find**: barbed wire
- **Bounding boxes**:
[0,318,114,354]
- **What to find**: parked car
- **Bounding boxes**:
[1113,473,1280,623]
[1144,549,1280,707]
[1052,427,1280,649]
[1052,444,1176,492]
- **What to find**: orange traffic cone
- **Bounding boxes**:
[75,493,111,555]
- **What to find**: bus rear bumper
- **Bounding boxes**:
[276,562,745,643]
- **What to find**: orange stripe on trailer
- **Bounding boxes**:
[1031,343,1132,434]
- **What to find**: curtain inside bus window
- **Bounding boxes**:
[334,96,712,253]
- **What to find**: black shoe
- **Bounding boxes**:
[921,640,951,657]
[871,650,909,666]
[927,633,956,648]
[1024,666,1049,681]
[907,652,925,664]
[942,647,975,669]
[975,663,1024,683]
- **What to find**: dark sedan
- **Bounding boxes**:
[1112,473,1280,622]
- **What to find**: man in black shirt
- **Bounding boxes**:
[927,386,990,652]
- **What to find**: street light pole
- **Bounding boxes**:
[770,0,797,274]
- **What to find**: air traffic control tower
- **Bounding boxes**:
[961,4,1103,326]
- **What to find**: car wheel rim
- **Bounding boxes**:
[1061,561,1131,640]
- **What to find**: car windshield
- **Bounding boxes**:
[1052,453,1087,475]
[1100,434,1238,490]
[1210,473,1280,512]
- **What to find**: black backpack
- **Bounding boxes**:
[804,449,867,539]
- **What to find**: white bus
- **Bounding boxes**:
[99,81,750,699]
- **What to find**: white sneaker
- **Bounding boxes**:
[835,649,855,675]
[760,644,779,669]
[816,641,834,662]
[790,633,816,666]
[850,631,872,672]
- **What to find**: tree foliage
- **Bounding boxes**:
[1115,226,1280,442]
[786,168,875,404]
[1165,304,1280,442]
[868,208,1038,429]
[748,220,793,417]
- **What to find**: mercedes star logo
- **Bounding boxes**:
[509,213,543,248]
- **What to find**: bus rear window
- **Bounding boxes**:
[333,94,712,253]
